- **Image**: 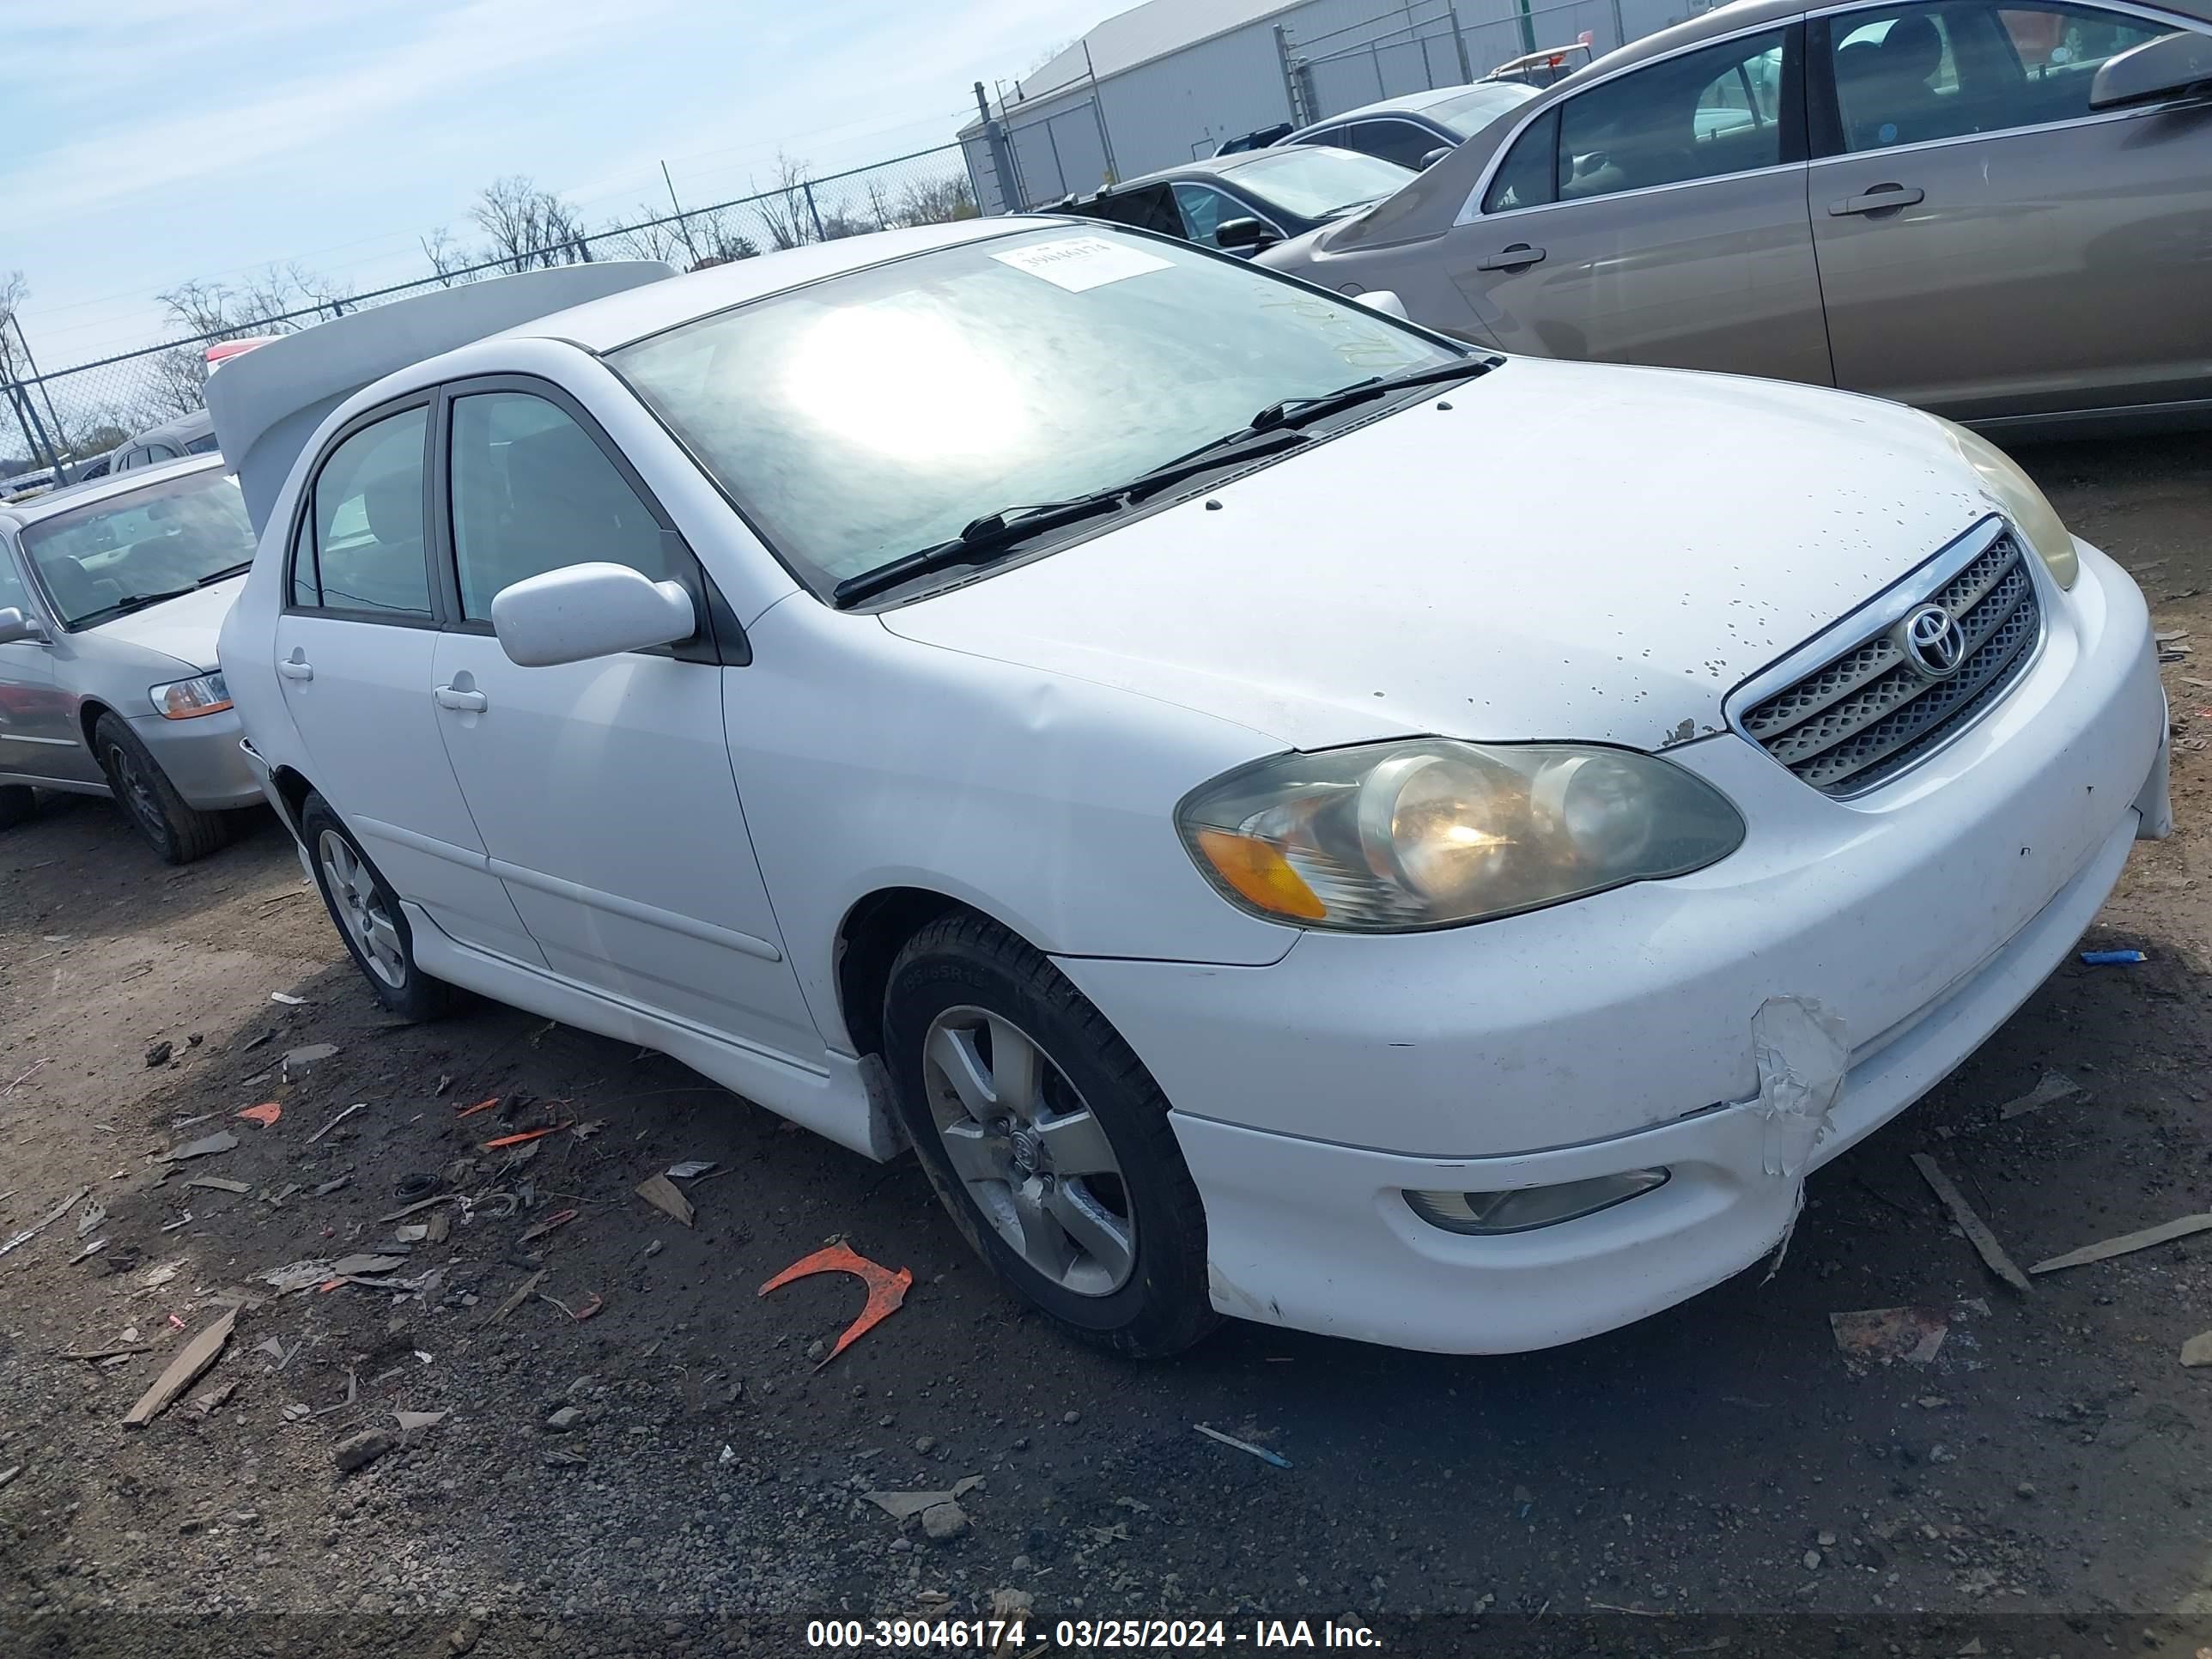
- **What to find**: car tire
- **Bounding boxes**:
[883,911,1218,1358]
[0,783,35,829]
[299,792,459,1021]
[92,712,232,864]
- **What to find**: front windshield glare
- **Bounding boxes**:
[614,228,1457,590]
[1230,147,1419,217]
[21,469,255,627]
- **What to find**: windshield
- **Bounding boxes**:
[21,467,253,628]
[1226,147,1418,219]
[612,228,1461,592]
[1425,82,1540,137]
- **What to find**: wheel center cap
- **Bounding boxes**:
[1009,1128,1042,1176]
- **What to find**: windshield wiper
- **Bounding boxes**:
[832,427,1309,607]
[1248,356,1501,434]
[197,561,253,586]
[833,494,1133,607]
[76,586,196,626]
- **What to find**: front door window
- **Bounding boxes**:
[1825,2,2172,151]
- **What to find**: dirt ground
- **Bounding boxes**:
[3,432,2210,1659]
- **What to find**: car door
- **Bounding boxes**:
[427,378,823,1060]
[275,400,546,966]
[0,538,91,786]
[1807,0,2210,419]
[1445,22,1836,385]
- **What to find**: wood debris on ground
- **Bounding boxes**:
[123,1308,238,1427]
[1910,1152,2032,1292]
[2031,1212,2212,1274]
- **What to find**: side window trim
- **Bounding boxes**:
[432,373,744,666]
[281,393,442,629]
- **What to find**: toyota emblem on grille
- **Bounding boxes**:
[1897,605,1967,679]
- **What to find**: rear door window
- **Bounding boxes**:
[1557,27,1793,200]
[1826,2,2175,150]
[293,406,434,618]
[1481,108,1562,211]
[1350,119,1448,169]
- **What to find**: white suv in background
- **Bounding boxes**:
[213,225,2165,1358]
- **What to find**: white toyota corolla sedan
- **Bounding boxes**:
[210,221,2168,1358]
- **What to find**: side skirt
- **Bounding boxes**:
[402,900,904,1161]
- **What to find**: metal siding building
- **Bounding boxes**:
[962,0,1701,212]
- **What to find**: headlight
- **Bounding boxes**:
[1177,739,1745,931]
[1935,417,2077,589]
[150,671,231,720]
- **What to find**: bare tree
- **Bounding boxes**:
[862,179,896,231]
[471,176,591,271]
[599,209,691,265]
[755,153,818,251]
[891,174,979,228]
[158,263,349,339]
[141,347,219,422]
[420,227,478,288]
[0,270,29,382]
[144,263,349,418]
[689,206,761,263]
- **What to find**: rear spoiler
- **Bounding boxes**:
[205,261,677,538]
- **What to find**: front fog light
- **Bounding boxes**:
[1407,1169,1669,1235]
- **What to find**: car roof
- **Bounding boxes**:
[1105,144,1381,194]
[0,452,224,528]
[1290,82,1491,131]
[504,219,1050,354]
[125,408,214,447]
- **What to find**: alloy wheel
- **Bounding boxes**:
[921,1005,1136,1297]
[318,829,407,988]
[105,741,167,848]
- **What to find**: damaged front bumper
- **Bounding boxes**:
[1057,538,2166,1353]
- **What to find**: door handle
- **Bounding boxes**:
[278,657,313,682]
[1476,243,1547,271]
[1828,185,1923,216]
[434,684,488,713]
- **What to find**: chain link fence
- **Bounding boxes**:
[1283,0,1626,125]
[1,143,975,477]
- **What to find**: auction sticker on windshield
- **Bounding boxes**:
[991,235,1173,292]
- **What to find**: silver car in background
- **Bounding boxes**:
[1279,81,1539,170]
[1260,0,2212,432]
[0,456,262,860]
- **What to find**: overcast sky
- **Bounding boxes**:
[0,0,1103,370]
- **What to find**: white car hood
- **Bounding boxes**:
[79,574,243,672]
[879,358,2000,752]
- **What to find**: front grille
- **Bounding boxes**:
[1742,532,2043,797]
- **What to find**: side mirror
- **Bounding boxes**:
[2090,29,2212,109]
[0,606,51,646]
[1214,216,1280,253]
[489,562,696,668]
[1419,146,1455,170]
[1352,290,1412,320]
